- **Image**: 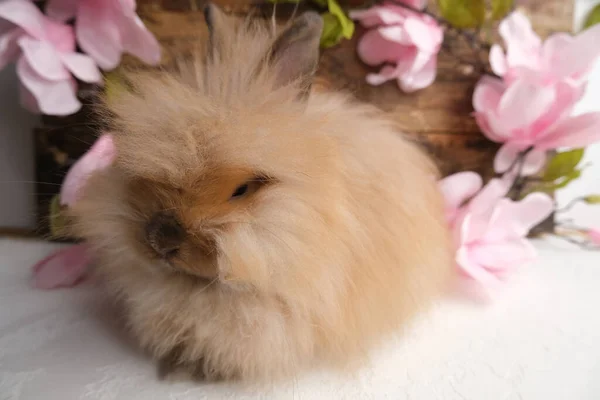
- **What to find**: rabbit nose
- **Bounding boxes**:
[145,211,186,258]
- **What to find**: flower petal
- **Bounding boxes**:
[459,211,494,245]
[541,33,574,80]
[45,0,78,22]
[357,29,409,66]
[16,56,81,116]
[488,193,554,239]
[473,75,504,112]
[495,144,546,176]
[494,143,520,174]
[537,112,600,149]
[398,54,437,92]
[378,25,415,46]
[17,36,70,81]
[43,17,76,53]
[60,134,117,206]
[489,44,507,76]
[498,80,555,131]
[402,16,442,53]
[529,81,584,142]
[366,64,400,86]
[60,52,102,83]
[456,245,503,288]
[552,24,600,82]
[499,11,542,69]
[350,6,408,28]
[76,0,122,70]
[468,177,510,216]
[32,244,92,289]
[439,171,482,221]
[117,13,161,66]
[468,238,537,273]
[473,112,500,142]
[0,0,45,38]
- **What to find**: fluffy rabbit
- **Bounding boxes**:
[71,3,453,382]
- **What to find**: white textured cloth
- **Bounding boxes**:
[1,238,599,400]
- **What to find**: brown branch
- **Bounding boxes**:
[506,146,534,200]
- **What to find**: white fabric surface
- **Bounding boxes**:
[1,237,600,400]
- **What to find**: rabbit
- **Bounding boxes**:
[70,3,454,383]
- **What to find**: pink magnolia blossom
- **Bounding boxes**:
[440,172,553,292]
[474,11,600,175]
[490,11,600,87]
[32,134,116,290]
[473,75,600,175]
[0,0,101,115]
[44,0,161,70]
[350,3,443,92]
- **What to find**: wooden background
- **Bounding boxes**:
[31,0,573,236]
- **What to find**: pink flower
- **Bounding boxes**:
[439,173,554,292]
[473,76,600,175]
[32,134,116,290]
[60,134,116,206]
[490,11,600,87]
[0,0,101,115]
[474,11,600,175]
[350,3,443,92]
[44,0,161,70]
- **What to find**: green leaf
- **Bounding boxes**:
[319,0,354,48]
[552,169,582,190]
[583,4,600,30]
[543,149,585,182]
[437,0,485,28]
[49,195,68,238]
[583,195,600,204]
[491,0,514,20]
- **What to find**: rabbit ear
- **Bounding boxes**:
[267,12,323,98]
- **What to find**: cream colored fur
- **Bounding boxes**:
[71,7,453,383]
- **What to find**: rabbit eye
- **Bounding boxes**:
[229,175,272,201]
[231,183,249,199]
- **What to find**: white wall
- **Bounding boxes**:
[0,66,38,230]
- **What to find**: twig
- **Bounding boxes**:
[556,197,585,214]
[552,234,599,251]
[505,146,534,199]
